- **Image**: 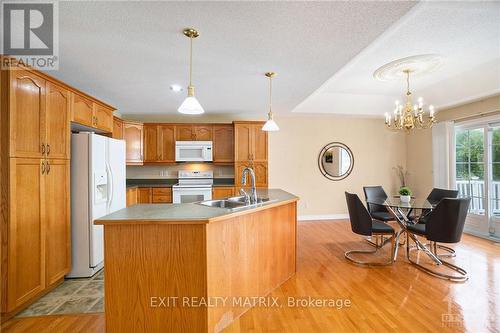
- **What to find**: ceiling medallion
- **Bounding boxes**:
[373,54,444,82]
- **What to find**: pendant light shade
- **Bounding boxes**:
[178,28,204,115]
[262,72,279,132]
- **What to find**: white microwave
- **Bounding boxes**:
[175,141,213,162]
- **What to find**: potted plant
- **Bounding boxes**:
[399,186,412,203]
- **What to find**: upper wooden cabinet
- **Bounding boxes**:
[112,117,124,139]
[9,70,46,159]
[234,122,268,162]
[176,124,212,141]
[93,104,114,132]
[124,121,143,165]
[158,125,176,163]
[70,92,115,133]
[144,124,176,163]
[8,70,70,160]
[45,82,70,159]
[213,124,234,163]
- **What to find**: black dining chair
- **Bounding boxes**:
[344,192,396,266]
[412,188,459,257]
[363,186,395,223]
[405,197,471,282]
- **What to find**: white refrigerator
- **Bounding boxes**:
[68,132,126,278]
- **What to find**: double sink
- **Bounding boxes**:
[197,195,275,211]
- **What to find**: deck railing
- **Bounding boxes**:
[455,180,500,215]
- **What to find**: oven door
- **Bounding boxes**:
[173,187,212,204]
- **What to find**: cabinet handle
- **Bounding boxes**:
[46,144,50,156]
[46,161,50,174]
[41,161,45,174]
[41,143,45,155]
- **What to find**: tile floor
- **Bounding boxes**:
[16,269,104,317]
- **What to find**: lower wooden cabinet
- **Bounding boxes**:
[126,188,138,207]
[235,162,268,188]
[152,187,172,203]
[137,188,152,204]
[2,158,70,315]
[212,187,235,199]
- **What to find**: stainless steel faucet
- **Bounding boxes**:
[240,167,258,204]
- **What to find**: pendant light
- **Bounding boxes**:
[178,28,204,115]
[262,72,279,131]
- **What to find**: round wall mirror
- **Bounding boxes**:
[318,142,354,181]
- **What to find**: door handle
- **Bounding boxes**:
[46,144,50,156]
[46,160,50,174]
[41,143,45,155]
[41,161,45,174]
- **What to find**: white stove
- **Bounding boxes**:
[172,170,213,203]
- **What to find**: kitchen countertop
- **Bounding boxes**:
[126,178,235,189]
[96,189,297,225]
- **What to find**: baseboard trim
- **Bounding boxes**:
[298,214,349,221]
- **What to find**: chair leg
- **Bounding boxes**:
[424,242,456,258]
[345,233,395,266]
[407,239,468,282]
[365,234,392,249]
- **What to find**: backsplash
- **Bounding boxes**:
[126,164,234,179]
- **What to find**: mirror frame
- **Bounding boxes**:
[318,142,354,181]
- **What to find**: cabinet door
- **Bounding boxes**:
[213,125,234,163]
[234,123,252,162]
[45,159,70,286]
[252,124,268,162]
[143,125,159,162]
[124,122,143,164]
[158,125,176,163]
[176,125,194,141]
[137,188,152,203]
[252,162,268,187]
[9,70,46,158]
[45,82,70,160]
[126,188,138,207]
[235,162,251,187]
[193,125,212,141]
[71,93,93,127]
[7,158,45,311]
[212,187,234,199]
[112,117,124,139]
[94,104,113,132]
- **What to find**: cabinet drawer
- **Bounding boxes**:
[152,187,171,196]
[152,195,171,203]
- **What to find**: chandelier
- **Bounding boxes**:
[384,69,436,131]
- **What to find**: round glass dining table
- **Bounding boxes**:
[366,197,438,262]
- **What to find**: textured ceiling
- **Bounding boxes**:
[293,1,500,116]
[49,1,416,118]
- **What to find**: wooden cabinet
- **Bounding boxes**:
[71,92,93,128]
[176,124,212,141]
[143,124,159,162]
[9,70,46,159]
[158,125,176,163]
[5,158,45,311]
[126,188,138,207]
[144,124,176,163]
[45,82,70,159]
[137,188,152,203]
[213,125,234,163]
[234,122,267,162]
[113,117,124,139]
[44,159,70,286]
[124,121,143,165]
[234,122,268,187]
[70,93,114,133]
[93,104,114,132]
[212,187,235,199]
[152,187,172,203]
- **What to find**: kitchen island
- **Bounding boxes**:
[95,189,298,333]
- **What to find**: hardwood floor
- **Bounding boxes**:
[2,220,499,332]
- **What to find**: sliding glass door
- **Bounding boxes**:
[454,123,500,238]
